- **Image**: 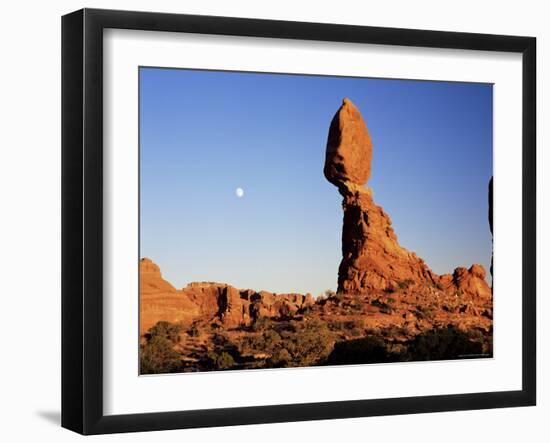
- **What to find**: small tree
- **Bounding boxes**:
[148,320,182,343]
[269,348,292,367]
[207,351,236,370]
[140,335,181,374]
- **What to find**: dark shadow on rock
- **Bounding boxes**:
[36,410,61,425]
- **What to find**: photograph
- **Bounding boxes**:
[138,67,494,374]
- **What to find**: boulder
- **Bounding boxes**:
[324,98,373,191]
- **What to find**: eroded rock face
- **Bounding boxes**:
[140,258,176,294]
[440,265,492,301]
[337,186,439,293]
[140,258,314,334]
[324,98,373,192]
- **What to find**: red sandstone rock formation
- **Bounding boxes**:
[140,258,313,334]
[324,98,492,301]
[324,98,373,190]
[139,99,494,372]
[139,258,201,334]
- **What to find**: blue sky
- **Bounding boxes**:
[140,67,493,295]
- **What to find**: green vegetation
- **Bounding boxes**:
[140,322,182,374]
[206,351,236,370]
[326,325,490,366]
[251,316,272,332]
[415,305,435,320]
[433,282,444,291]
[240,318,335,368]
[140,319,492,374]
[147,320,182,342]
[372,298,394,315]
[397,279,415,290]
[268,348,292,367]
[406,326,484,361]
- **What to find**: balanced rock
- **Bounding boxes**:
[324,99,492,301]
[324,98,373,192]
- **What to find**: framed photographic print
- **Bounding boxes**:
[61,8,536,435]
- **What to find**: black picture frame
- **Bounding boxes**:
[62,8,536,435]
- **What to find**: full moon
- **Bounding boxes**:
[235,187,244,198]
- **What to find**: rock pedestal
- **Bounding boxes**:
[337,187,438,293]
[324,98,491,300]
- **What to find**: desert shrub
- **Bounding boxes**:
[140,335,181,374]
[326,336,401,365]
[242,318,335,368]
[380,325,410,338]
[300,306,312,316]
[251,316,272,332]
[325,291,344,305]
[466,328,493,357]
[207,351,236,370]
[239,328,282,358]
[280,318,335,367]
[415,305,435,320]
[397,279,415,290]
[148,320,182,343]
[263,329,282,347]
[432,282,444,291]
[328,320,349,331]
[372,299,393,315]
[406,326,483,361]
[187,323,200,337]
[330,318,364,334]
[268,348,292,367]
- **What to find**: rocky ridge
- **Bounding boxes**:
[140,258,313,335]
